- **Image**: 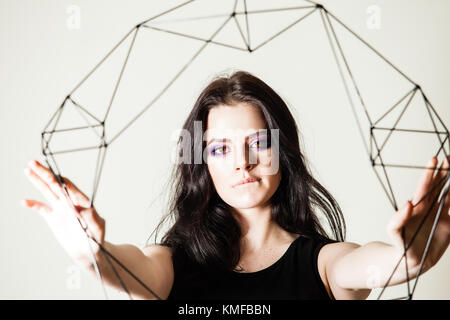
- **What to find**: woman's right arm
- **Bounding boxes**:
[89,242,174,300]
[22,159,174,300]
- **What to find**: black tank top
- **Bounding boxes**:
[167,235,336,300]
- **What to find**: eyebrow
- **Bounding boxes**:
[206,130,268,146]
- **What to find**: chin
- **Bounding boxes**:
[227,195,269,210]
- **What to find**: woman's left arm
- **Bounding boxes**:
[319,156,450,299]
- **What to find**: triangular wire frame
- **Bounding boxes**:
[41,0,449,300]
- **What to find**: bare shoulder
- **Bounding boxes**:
[320,241,361,259]
[318,241,361,273]
[142,244,174,270]
[142,243,173,258]
[317,241,368,300]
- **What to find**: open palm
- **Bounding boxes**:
[22,160,105,264]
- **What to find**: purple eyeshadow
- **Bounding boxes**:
[208,134,271,157]
[251,137,270,150]
[209,145,228,157]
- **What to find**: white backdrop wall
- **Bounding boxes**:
[1,0,449,299]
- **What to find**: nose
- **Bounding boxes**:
[234,144,256,172]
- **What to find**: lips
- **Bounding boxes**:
[233,177,261,188]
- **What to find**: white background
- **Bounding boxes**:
[1,0,449,299]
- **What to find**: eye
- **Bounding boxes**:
[210,145,229,156]
[250,138,269,150]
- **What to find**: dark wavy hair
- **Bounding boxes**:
[150,70,345,271]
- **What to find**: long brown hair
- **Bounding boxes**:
[150,70,345,271]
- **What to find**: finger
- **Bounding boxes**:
[413,157,438,204]
[396,201,413,230]
[412,157,438,205]
[388,201,413,236]
[439,188,450,225]
[387,202,413,248]
[441,177,450,218]
[28,160,66,199]
[429,157,450,204]
[79,208,102,228]
[24,167,60,204]
[432,156,450,186]
[21,199,51,217]
[62,177,90,207]
[77,208,105,242]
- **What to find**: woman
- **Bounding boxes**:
[22,71,449,300]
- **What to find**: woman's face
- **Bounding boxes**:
[205,103,281,210]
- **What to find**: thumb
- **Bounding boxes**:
[63,178,90,207]
[389,201,413,233]
[76,207,105,239]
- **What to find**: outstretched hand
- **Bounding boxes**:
[21,159,106,264]
[387,156,450,272]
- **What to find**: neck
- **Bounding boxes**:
[231,203,289,253]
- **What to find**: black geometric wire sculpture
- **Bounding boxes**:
[41,0,449,300]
